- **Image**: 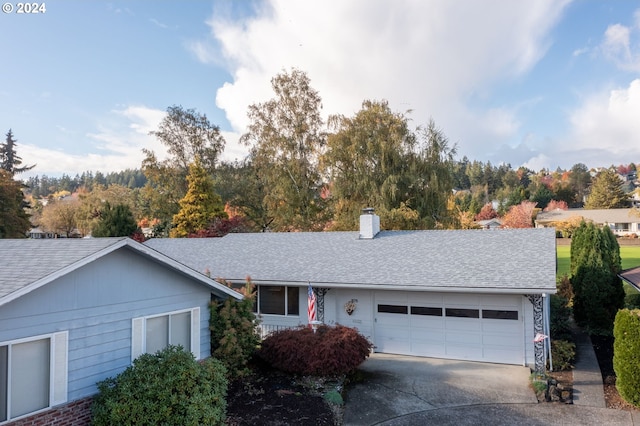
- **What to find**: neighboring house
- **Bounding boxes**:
[0,238,241,425]
[535,208,640,236]
[27,227,56,239]
[147,211,556,372]
[476,218,502,229]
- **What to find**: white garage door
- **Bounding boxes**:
[373,292,524,364]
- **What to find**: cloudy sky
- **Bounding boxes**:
[2,0,639,179]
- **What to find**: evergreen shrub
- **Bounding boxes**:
[613,309,640,407]
[209,281,260,378]
[625,293,640,309]
[550,294,572,340]
[259,324,373,376]
[91,346,227,425]
[550,339,575,371]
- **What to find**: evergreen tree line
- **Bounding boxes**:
[24,169,147,198]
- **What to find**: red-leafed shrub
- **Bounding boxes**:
[258,325,373,376]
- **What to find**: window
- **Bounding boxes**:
[0,332,68,422]
[445,308,480,318]
[132,308,200,361]
[482,309,518,320]
[410,306,443,316]
[257,286,299,316]
[377,304,408,314]
[611,223,630,232]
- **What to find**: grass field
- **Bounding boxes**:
[556,245,640,295]
[556,245,640,277]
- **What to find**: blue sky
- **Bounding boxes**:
[1,0,639,179]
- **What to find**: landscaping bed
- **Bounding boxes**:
[225,362,343,426]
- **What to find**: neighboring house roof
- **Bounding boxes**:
[0,237,241,307]
[620,267,640,292]
[536,208,640,225]
[476,219,502,227]
[145,228,557,294]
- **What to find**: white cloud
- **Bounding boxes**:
[195,0,570,165]
[20,105,166,178]
[600,9,640,71]
[562,79,640,167]
[149,18,169,29]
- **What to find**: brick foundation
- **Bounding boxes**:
[6,397,93,426]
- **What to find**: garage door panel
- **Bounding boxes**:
[446,331,482,345]
[410,316,444,328]
[374,292,524,364]
[376,314,409,327]
[411,329,445,344]
[445,318,482,331]
[482,323,520,336]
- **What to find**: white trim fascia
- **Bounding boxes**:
[219,278,556,295]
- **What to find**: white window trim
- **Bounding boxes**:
[131,307,200,362]
[256,285,300,317]
[0,331,68,424]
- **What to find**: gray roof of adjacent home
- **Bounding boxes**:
[145,228,557,294]
[620,267,640,291]
[0,237,241,307]
[536,208,640,224]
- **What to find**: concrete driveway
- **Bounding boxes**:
[343,354,636,426]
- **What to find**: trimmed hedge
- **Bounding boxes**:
[92,346,228,425]
[259,324,373,376]
[613,309,640,407]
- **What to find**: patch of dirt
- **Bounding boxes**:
[590,335,639,411]
[225,362,342,426]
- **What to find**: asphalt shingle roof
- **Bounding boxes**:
[145,228,557,293]
[0,237,127,300]
[536,208,640,225]
[0,237,242,305]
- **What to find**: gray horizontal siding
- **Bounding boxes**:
[0,248,213,401]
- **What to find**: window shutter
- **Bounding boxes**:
[191,307,200,360]
[131,317,144,361]
[51,332,68,406]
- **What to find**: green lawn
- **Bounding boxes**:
[556,244,640,295]
[556,245,640,277]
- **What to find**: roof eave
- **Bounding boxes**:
[218,278,556,295]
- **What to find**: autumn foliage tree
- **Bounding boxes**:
[475,203,498,220]
[171,160,226,238]
[241,69,327,231]
[142,106,225,228]
[501,200,537,228]
[544,200,568,211]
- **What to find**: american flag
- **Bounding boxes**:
[308,282,317,325]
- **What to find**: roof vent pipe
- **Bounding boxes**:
[359,207,380,239]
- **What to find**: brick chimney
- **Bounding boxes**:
[359,207,380,239]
